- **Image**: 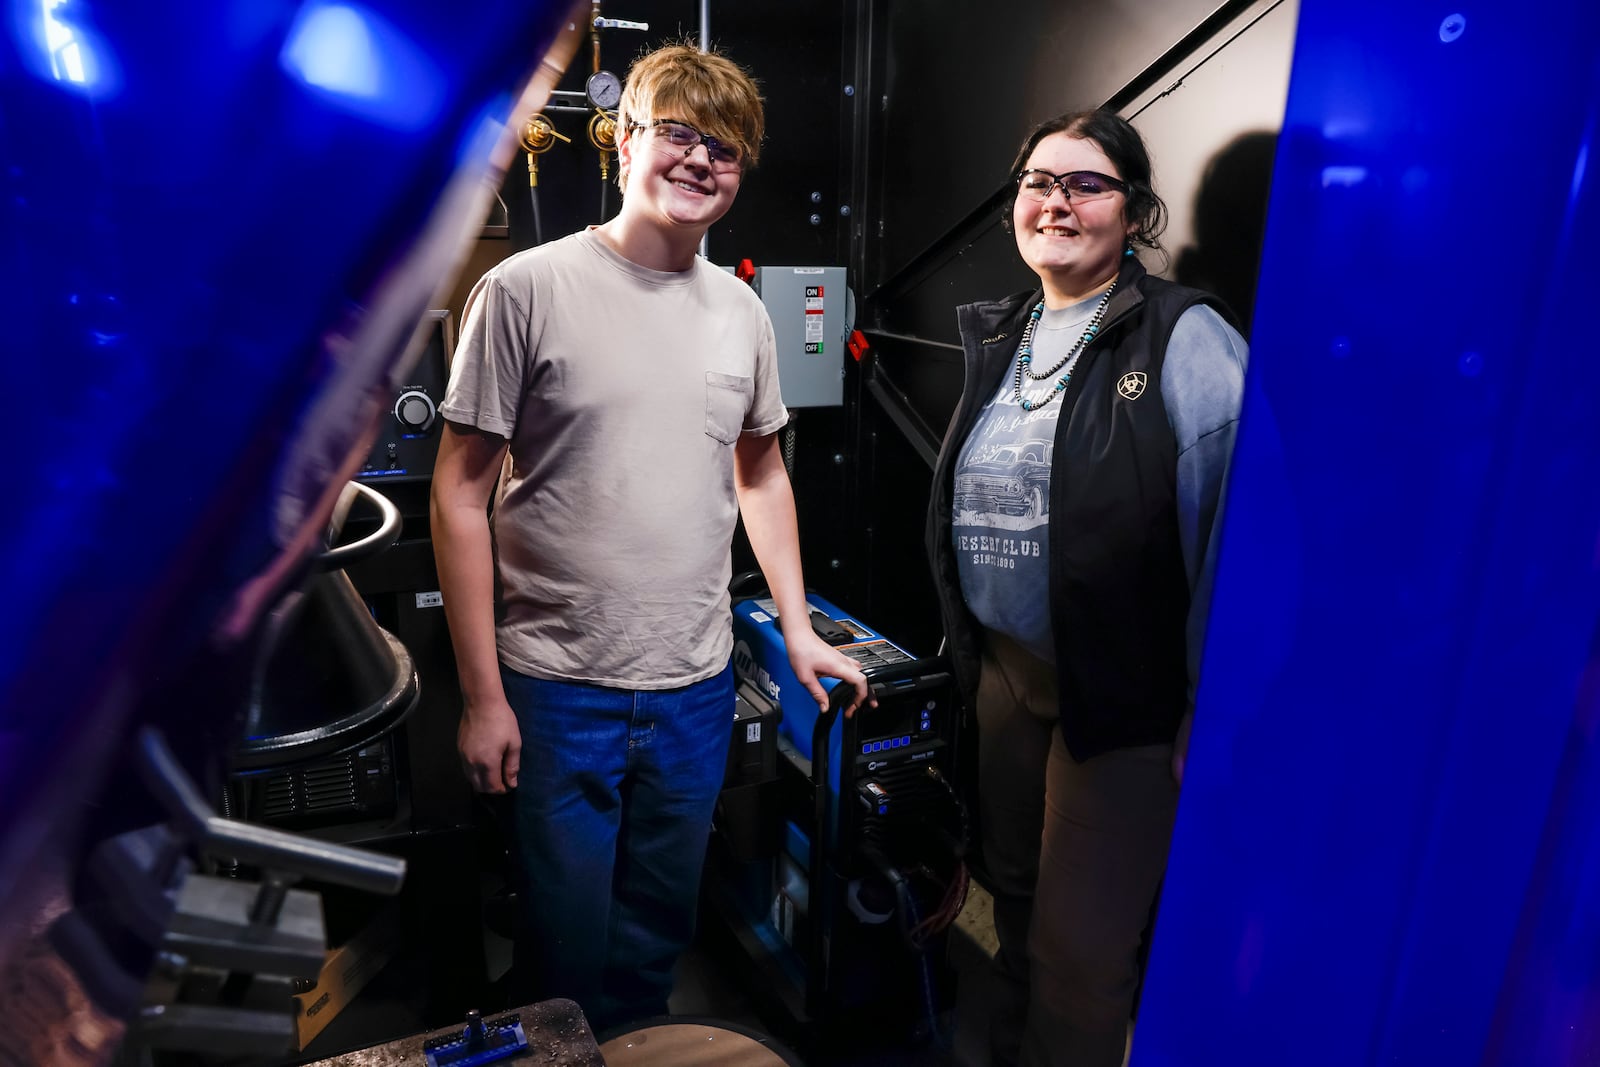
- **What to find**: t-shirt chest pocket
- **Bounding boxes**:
[704,371,753,444]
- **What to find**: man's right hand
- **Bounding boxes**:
[458,700,522,793]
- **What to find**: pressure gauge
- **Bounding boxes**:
[586,69,622,110]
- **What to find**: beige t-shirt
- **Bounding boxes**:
[440,229,789,689]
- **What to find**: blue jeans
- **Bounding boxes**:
[500,661,734,1032]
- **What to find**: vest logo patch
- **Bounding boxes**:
[1116,371,1147,400]
[981,332,1008,345]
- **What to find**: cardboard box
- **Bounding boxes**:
[291,905,398,1051]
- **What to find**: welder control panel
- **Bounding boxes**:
[358,309,454,483]
[731,593,952,786]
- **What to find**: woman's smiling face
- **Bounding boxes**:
[1012,132,1134,306]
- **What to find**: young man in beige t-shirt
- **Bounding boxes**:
[431,43,867,1032]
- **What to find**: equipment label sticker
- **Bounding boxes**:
[746,723,762,743]
[840,639,914,668]
[804,285,825,355]
[416,591,443,608]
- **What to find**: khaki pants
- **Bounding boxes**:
[976,633,1179,1067]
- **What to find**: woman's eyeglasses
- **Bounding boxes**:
[630,118,743,168]
[1015,169,1127,203]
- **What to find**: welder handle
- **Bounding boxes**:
[800,656,951,1013]
[811,657,952,782]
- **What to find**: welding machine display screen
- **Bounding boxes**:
[856,699,937,754]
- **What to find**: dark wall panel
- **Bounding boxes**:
[871,0,1231,294]
[876,223,1032,343]
[1124,0,1298,335]
[854,397,946,656]
[706,1,849,267]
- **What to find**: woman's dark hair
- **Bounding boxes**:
[1003,109,1167,252]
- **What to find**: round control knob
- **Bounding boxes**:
[394,389,436,433]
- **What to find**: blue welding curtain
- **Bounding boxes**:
[0,0,576,962]
[1134,2,1600,1065]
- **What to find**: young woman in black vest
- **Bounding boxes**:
[926,110,1248,1066]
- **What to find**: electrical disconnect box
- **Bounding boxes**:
[752,266,849,408]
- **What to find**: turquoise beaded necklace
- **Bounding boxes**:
[1011,280,1119,412]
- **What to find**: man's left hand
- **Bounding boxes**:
[784,631,873,717]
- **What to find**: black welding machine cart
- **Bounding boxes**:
[705,590,971,1047]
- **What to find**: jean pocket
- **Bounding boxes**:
[704,371,753,445]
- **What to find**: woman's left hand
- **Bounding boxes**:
[1172,709,1194,785]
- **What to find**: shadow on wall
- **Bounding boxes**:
[1172,130,1278,336]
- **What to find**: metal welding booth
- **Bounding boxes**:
[8,0,1600,1065]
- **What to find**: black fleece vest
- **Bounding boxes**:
[1048,274,1219,759]
[932,261,1226,760]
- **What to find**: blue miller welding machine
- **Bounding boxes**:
[708,588,969,1042]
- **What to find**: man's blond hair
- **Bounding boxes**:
[616,43,763,192]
